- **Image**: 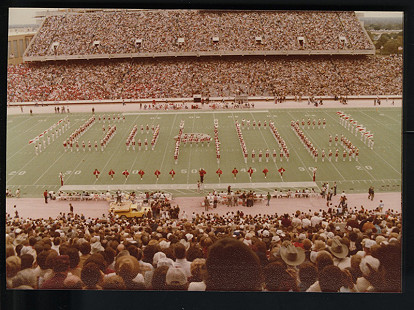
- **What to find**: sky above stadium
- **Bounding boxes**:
[8,8,403,26]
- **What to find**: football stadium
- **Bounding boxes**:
[6,9,402,292]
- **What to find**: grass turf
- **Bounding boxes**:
[6,107,401,198]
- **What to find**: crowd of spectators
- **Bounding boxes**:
[5,201,401,292]
[7,55,402,103]
[25,10,373,57]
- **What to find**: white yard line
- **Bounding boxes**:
[249,112,284,181]
[323,110,401,176]
[287,111,347,181]
[32,153,66,185]
[7,115,39,131]
[7,118,84,161]
[158,114,178,181]
[186,113,196,184]
[124,114,145,184]
[94,124,129,184]
[231,112,249,165]
[277,122,317,185]
[60,181,319,192]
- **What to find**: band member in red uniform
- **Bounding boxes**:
[93,169,100,179]
[335,149,339,162]
[313,168,317,182]
[343,149,347,161]
[216,168,223,179]
[265,149,270,162]
[262,168,269,179]
[232,167,238,180]
[122,169,130,180]
[199,168,206,183]
[59,172,64,186]
[278,167,286,177]
[108,169,115,180]
[154,169,161,180]
[273,149,277,162]
[169,169,176,180]
[247,167,254,179]
[138,169,145,180]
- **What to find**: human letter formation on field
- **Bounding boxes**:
[337,111,374,149]
[62,116,94,152]
[32,117,69,155]
[234,120,248,163]
[174,120,185,164]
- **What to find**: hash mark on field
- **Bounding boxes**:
[33,153,66,185]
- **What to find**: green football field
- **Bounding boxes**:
[6,107,401,198]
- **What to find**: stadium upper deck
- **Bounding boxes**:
[24,10,374,61]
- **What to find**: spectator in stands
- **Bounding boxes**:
[5,201,401,292]
[205,238,262,291]
[165,267,188,290]
[41,255,70,289]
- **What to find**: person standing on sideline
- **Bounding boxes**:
[59,172,64,186]
[378,200,384,212]
[266,192,271,206]
[15,188,20,198]
[333,182,337,196]
[69,203,74,214]
[43,190,48,203]
[204,197,210,211]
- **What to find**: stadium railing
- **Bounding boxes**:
[23,48,375,62]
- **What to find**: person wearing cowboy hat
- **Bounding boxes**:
[329,238,351,270]
[280,243,306,268]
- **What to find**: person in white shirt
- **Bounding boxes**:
[173,243,191,279]
[302,216,311,229]
[311,212,322,227]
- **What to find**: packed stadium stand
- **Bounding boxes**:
[5,205,401,291]
[24,10,374,59]
[7,10,402,104]
[7,55,402,102]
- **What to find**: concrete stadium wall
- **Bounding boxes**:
[7,95,402,107]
